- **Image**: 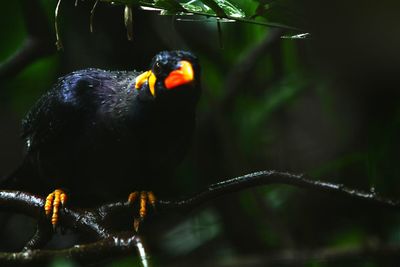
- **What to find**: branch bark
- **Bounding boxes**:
[0,234,146,267]
[0,170,399,265]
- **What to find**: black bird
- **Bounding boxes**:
[2,50,201,229]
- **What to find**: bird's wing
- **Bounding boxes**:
[21,69,107,152]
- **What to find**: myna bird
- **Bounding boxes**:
[2,50,201,230]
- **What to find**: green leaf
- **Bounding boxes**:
[154,0,186,13]
[251,0,269,18]
[180,0,245,18]
[198,0,226,17]
[251,0,306,28]
[102,0,299,30]
[214,0,245,17]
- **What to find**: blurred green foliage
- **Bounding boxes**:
[0,2,25,61]
[1,2,58,116]
[1,0,400,266]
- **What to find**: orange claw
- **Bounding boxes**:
[127,191,157,232]
[147,191,156,207]
[44,193,54,216]
[128,191,139,203]
[139,191,147,219]
[44,189,67,229]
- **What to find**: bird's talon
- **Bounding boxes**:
[134,218,142,232]
[148,191,157,208]
[128,191,139,204]
[139,191,147,218]
[127,191,156,232]
[44,189,67,228]
[44,193,54,217]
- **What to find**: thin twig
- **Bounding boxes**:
[90,0,100,33]
[54,0,63,50]
[124,4,133,41]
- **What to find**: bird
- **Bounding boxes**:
[2,50,201,230]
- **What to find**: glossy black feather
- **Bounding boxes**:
[7,51,201,206]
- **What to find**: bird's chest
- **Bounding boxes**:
[35,108,193,203]
[94,114,189,175]
[122,120,186,169]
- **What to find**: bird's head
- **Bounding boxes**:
[134,51,201,105]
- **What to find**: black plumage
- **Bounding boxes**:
[3,50,201,207]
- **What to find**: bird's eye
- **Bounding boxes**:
[153,62,162,75]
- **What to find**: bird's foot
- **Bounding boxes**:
[127,191,156,232]
[44,189,67,230]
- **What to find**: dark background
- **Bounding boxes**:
[1,0,400,266]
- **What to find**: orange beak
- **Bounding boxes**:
[135,70,156,96]
[164,61,194,90]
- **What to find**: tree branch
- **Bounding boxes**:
[0,234,147,267]
[157,170,400,211]
[0,0,55,83]
[0,170,399,265]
